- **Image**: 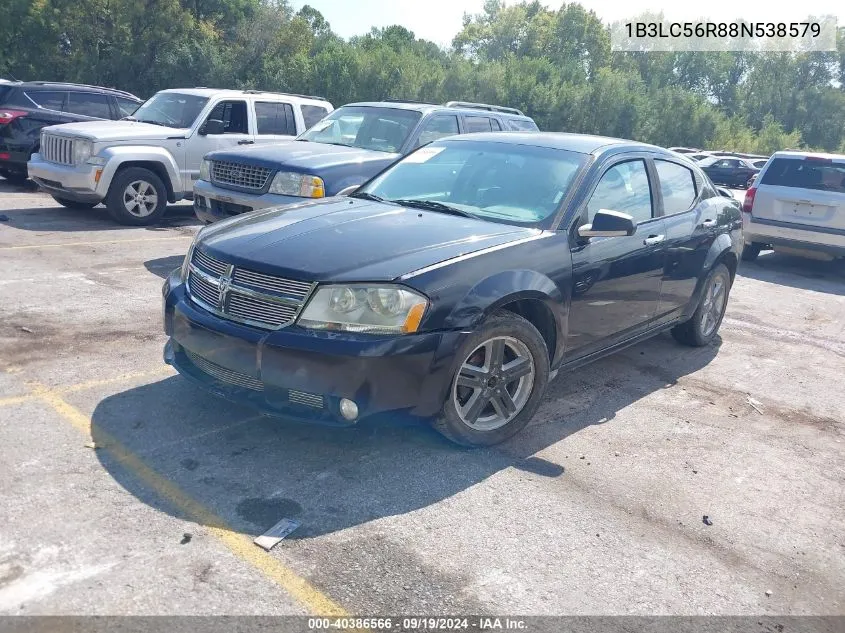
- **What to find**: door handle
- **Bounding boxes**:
[643,234,665,246]
[237,140,254,145]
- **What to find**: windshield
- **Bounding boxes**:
[298,106,422,153]
[359,140,587,226]
[130,92,209,128]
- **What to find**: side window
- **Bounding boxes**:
[586,160,654,225]
[25,91,66,110]
[712,159,729,169]
[255,101,296,135]
[205,100,248,134]
[115,97,139,118]
[415,115,459,147]
[491,118,502,131]
[65,92,112,118]
[301,104,330,129]
[464,116,492,133]
[726,159,740,168]
[655,160,697,215]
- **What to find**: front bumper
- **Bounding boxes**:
[162,273,464,425]
[193,179,305,223]
[743,214,845,257]
[27,153,105,203]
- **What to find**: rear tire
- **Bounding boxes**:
[432,310,550,447]
[671,263,731,347]
[0,169,28,185]
[741,243,762,262]
[51,196,98,210]
[105,167,168,226]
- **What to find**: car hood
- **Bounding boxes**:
[208,141,400,172]
[43,120,188,142]
[198,198,538,282]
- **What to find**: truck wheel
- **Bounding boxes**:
[432,310,549,447]
[105,167,168,226]
[51,196,98,210]
[671,263,731,347]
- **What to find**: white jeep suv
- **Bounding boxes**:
[742,151,845,261]
[27,88,333,225]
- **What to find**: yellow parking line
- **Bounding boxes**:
[0,235,192,251]
[27,381,348,616]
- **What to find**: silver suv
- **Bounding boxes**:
[27,88,333,225]
[742,151,845,261]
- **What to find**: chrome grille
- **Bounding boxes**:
[186,249,312,330]
[288,390,324,409]
[232,269,312,299]
[185,350,263,391]
[41,133,75,166]
[211,160,271,190]
[193,248,229,276]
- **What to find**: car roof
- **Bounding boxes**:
[770,150,845,161]
[440,131,664,156]
[14,81,139,100]
[159,88,329,104]
[342,101,530,119]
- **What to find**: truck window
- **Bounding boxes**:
[255,102,296,135]
[206,100,248,134]
[301,104,330,129]
[464,116,493,133]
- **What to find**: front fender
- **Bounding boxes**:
[97,146,181,198]
[442,270,564,330]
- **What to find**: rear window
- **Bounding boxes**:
[507,118,539,131]
[0,85,13,104]
[760,157,845,194]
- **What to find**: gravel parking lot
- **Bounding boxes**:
[1,179,843,617]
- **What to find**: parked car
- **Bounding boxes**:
[0,81,140,185]
[192,100,539,223]
[741,150,845,261]
[701,155,760,188]
[163,132,742,446]
[27,88,332,224]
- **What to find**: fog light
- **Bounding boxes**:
[339,398,358,421]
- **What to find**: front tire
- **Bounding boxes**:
[51,196,98,210]
[671,263,731,347]
[105,167,168,226]
[432,310,550,447]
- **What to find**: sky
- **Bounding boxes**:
[291,0,845,47]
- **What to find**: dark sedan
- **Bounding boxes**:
[163,133,742,446]
[700,156,760,188]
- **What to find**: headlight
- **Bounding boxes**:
[297,285,428,334]
[268,171,325,198]
[199,159,211,181]
[73,139,93,165]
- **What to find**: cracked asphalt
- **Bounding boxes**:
[0,178,843,616]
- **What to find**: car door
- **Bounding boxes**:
[184,99,253,190]
[252,100,297,147]
[653,158,719,317]
[565,157,667,359]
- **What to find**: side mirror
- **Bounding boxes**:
[200,119,225,136]
[336,185,359,197]
[716,187,734,198]
[578,209,637,238]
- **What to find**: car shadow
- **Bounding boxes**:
[0,204,200,233]
[144,255,185,279]
[738,250,845,295]
[0,177,39,193]
[90,333,721,539]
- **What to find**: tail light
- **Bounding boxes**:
[0,109,28,125]
[742,186,756,214]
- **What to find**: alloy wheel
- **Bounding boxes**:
[122,180,159,217]
[700,269,729,337]
[452,336,535,431]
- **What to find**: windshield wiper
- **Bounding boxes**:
[349,191,384,202]
[390,199,477,218]
[136,119,168,127]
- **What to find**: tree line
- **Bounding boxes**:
[2,0,844,155]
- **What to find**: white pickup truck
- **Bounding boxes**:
[27,88,333,225]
